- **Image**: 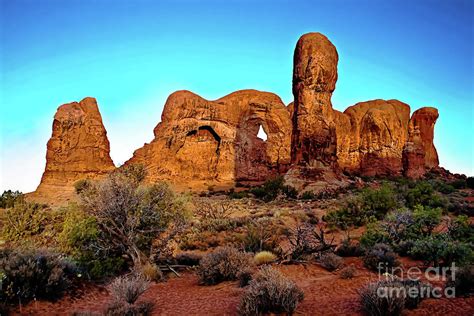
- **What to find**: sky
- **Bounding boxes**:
[1,0,473,192]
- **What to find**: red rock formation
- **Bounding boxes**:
[403,107,439,178]
[31,33,441,203]
[126,89,292,189]
[31,97,115,203]
[338,99,411,176]
[291,32,339,167]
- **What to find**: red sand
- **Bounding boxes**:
[11,259,474,315]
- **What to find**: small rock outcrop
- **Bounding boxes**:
[125,90,292,189]
[31,97,115,202]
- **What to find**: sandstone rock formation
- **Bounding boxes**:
[31,32,441,202]
[290,32,438,181]
[403,107,439,178]
[31,97,115,202]
[125,89,292,189]
[291,33,339,168]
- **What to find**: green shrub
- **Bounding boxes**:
[197,247,252,285]
[0,250,76,304]
[1,202,49,242]
[299,191,316,200]
[336,238,364,257]
[404,181,446,208]
[360,222,389,248]
[282,185,298,199]
[409,234,473,267]
[249,176,285,202]
[447,215,474,243]
[228,190,249,199]
[238,267,304,316]
[363,243,398,272]
[325,184,397,229]
[451,179,467,190]
[0,190,23,208]
[58,206,124,279]
[412,205,442,236]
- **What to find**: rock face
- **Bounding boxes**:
[31,32,441,202]
[125,90,292,189]
[403,107,439,178]
[291,33,339,168]
[337,99,411,176]
[290,32,438,180]
[31,97,115,202]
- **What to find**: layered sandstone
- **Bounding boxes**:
[31,97,115,202]
[125,89,292,189]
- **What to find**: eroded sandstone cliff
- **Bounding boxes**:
[31,32,440,202]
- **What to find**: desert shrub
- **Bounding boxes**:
[409,234,473,267]
[446,265,473,296]
[242,220,280,254]
[0,250,76,304]
[404,181,446,209]
[174,252,202,266]
[58,205,125,279]
[319,252,343,271]
[299,191,316,200]
[106,274,154,316]
[325,185,397,230]
[254,251,277,265]
[336,238,364,257]
[433,181,456,194]
[412,205,442,236]
[282,185,298,199]
[360,222,389,248]
[447,215,474,243]
[284,221,335,260]
[237,268,254,287]
[77,165,189,271]
[140,263,163,281]
[451,179,467,190]
[467,177,474,189]
[359,280,405,316]
[1,202,49,242]
[0,190,23,208]
[249,176,285,202]
[228,190,249,199]
[339,265,356,279]
[74,179,92,195]
[197,247,252,285]
[238,267,304,316]
[363,243,398,272]
[400,279,429,309]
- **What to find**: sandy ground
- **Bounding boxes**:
[10,258,474,316]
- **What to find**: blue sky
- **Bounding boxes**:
[1,0,473,192]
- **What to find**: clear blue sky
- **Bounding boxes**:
[1,0,473,192]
